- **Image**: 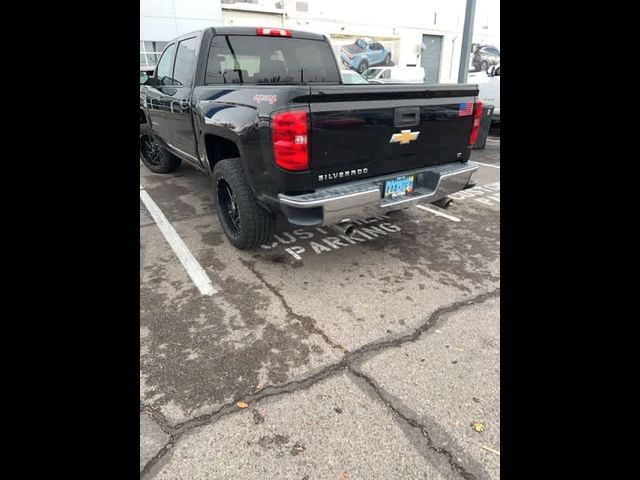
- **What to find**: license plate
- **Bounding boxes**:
[384,175,415,199]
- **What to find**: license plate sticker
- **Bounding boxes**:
[384,175,415,199]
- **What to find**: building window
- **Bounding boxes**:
[222,0,283,8]
[140,41,169,67]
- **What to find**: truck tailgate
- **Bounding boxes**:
[308,84,479,188]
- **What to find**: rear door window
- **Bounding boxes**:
[173,37,198,86]
[155,44,177,86]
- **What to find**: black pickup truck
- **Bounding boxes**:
[140,26,482,249]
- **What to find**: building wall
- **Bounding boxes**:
[221,0,477,83]
[149,0,499,82]
[140,0,224,42]
[221,7,284,27]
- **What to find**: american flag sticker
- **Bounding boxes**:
[459,102,473,117]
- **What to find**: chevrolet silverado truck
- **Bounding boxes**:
[140,26,482,249]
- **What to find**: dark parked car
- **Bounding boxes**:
[471,45,500,72]
[140,27,482,249]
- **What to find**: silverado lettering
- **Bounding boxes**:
[318,168,369,181]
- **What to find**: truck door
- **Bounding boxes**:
[164,36,200,165]
[146,43,176,142]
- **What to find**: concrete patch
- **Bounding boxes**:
[140,218,343,426]
[140,140,500,477]
[248,201,499,352]
[151,373,454,479]
[357,296,501,480]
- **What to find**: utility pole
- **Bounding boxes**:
[457,0,477,84]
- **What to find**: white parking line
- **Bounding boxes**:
[416,204,461,222]
[140,185,217,296]
[474,161,500,169]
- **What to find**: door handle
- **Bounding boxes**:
[394,107,420,127]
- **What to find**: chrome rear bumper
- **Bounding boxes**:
[278,161,478,226]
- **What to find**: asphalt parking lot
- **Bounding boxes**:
[140,133,500,479]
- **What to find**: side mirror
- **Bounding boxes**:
[145,76,161,87]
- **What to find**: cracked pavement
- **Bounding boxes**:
[140,137,500,479]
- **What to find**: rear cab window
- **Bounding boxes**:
[205,35,340,85]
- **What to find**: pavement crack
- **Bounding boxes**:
[140,288,499,477]
[347,365,479,480]
[140,362,351,478]
[140,434,180,479]
[240,258,348,353]
[140,403,174,436]
[348,288,499,363]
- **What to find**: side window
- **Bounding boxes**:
[174,37,198,86]
[373,43,384,51]
[155,44,176,86]
[380,69,391,79]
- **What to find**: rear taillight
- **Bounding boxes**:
[469,100,484,146]
[272,110,309,171]
[257,27,292,37]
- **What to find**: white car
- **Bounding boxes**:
[340,70,369,84]
[475,64,500,122]
[362,66,425,84]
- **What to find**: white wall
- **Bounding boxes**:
[179,0,499,83]
[222,8,284,27]
[140,0,224,41]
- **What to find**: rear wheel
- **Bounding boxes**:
[140,125,181,173]
[358,59,369,74]
[213,158,273,249]
[480,60,489,72]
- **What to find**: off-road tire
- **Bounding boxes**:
[213,158,273,249]
[140,125,181,173]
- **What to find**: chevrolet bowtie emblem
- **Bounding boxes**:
[390,129,420,144]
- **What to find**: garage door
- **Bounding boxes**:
[420,34,442,84]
